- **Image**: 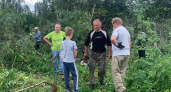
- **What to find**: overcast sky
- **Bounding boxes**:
[22,0,42,11]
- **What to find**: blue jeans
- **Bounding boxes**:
[52,50,63,73]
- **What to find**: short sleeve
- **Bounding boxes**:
[61,42,64,50]
[63,32,66,38]
[112,29,119,37]
[73,42,77,50]
[61,42,65,57]
[129,34,131,41]
[46,32,52,39]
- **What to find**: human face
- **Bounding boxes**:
[55,24,61,33]
[112,23,117,30]
[93,21,101,31]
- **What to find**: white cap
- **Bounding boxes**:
[141,32,145,35]
[35,27,39,29]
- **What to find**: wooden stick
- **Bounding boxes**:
[16,81,56,92]
[34,49,42,56]
[16,81,46,92]
[12,56,16,68]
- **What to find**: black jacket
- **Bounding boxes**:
[85,30,111,53]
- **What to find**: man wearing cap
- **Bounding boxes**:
[43,24,66,75]
[33,27,41,50]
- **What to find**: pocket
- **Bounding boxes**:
[52,50,57,56]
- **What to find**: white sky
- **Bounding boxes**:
[22,0,42,11]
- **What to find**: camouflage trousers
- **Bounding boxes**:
[89,50,106,85]
[111,55,129,92]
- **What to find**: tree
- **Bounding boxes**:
[0,0,24,13]
[101,0,130,30]
[145,0,171,19]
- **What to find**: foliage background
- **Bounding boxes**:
[0,0,171,92]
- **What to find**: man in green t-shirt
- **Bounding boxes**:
[43,24,66,74]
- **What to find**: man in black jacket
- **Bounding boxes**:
[84,19,112,89]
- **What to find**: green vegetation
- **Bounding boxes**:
[0,0,171,91]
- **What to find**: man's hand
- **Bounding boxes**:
[108,52,112,59]
[50,43,53,46]
[117,42,125,49]
[84,52,88,57]
[154,43,157,47]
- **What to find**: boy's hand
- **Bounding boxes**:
[61,55,64,59]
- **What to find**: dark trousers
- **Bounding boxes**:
[63,62,78,91]
[35,41,40,50]
[138,50,145,58]
[89,50,106,85]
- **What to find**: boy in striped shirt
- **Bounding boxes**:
[61,27,78,92]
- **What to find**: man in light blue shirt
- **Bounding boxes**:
[111,17,131,92]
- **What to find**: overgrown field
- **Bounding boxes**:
[0,0,171,91]
[0,41,171,92]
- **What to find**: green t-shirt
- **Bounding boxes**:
[46,31,66,50]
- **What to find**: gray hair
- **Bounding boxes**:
[93,19,102,24]
[55,23,61,26]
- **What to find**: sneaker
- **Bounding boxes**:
[66,89,72,92]
[113,90,126,92]
[73,90,79,92]
[57,72,64,75]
